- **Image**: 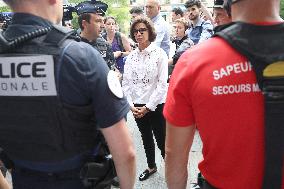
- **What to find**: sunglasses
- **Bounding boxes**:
[133,28,148,35]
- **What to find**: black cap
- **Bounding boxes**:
[213,0,224,8]
[75,0,108,16]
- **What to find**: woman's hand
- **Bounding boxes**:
[114,51,122,58]
[131,106,149,119]
[135,106,150,119]
[131,106,140,118]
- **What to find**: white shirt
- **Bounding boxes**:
[151,14,171,57]
[122,43,168,111]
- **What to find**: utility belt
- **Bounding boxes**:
[14,166,81,181]
[13,154,115,189]
[10,134,116,188]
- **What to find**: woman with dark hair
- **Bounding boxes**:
[122,17,168,181]
[103,16,131,74]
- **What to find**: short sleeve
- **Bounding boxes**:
[60,42,130,129]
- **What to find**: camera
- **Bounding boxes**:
[62,4,76,25]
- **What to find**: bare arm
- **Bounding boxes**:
[0,173,10,189]
[101,118,136,189]
[165,122,196,189]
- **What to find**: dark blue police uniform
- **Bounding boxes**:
[77,1,115,70]
[0,12,129,189]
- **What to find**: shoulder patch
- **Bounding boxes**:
[107,70,123,98]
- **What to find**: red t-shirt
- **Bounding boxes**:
[164,37,266,189]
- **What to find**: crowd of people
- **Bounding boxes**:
[0,0,283,189]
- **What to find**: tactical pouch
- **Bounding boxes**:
[80,155,116,189]
[80,138,116,189]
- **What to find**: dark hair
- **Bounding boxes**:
[223,0,232,17]
[129,6,144,14]
[130,17,156,43]
[172,7,184,17]
[184,0,201,9]
[104,16,117,24]
[78,13,91,30]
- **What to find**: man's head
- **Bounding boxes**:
[171,7,184,22]
[3,0,64,24]
[184,0,201,21]
[145,0,160,19]
[76,1,108,41]
[129,7,144,22]
[213,0,232,26]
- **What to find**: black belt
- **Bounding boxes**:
[14,166,81,180]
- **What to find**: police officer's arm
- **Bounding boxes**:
[101,119,136,189]
[0,172,10,189]
[165,122,196,189]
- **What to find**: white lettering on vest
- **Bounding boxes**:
[0,55,57,96]
[213,61,252,80]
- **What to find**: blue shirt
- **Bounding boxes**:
[2,13,130,172]
[187,17,213,44]
[151,14,171,57]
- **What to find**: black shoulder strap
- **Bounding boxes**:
[115,32,125,52]
[0,25,78,55]
[0,27,51,53]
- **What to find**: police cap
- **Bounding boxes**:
[75,0,108,16]
[213,0,224,8]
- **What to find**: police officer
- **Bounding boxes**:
[76,2,122,187]
[76,1,115,70]
[0,0,136,189]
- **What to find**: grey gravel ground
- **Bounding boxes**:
[111,113,203,189]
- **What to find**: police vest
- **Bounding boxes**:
[215,22,284,189]
[93,37,115,70]
[0,25,99,162]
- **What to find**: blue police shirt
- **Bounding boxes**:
[3,13,130,172]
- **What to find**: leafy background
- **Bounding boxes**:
[68,0,130,33]
[1,0,284,31]
[0,0,131,33]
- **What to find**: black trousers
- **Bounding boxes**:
[134,104,166,169]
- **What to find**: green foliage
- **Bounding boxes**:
[69,0,130,33]
[0,6,11,12]
[281,0,284,19]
